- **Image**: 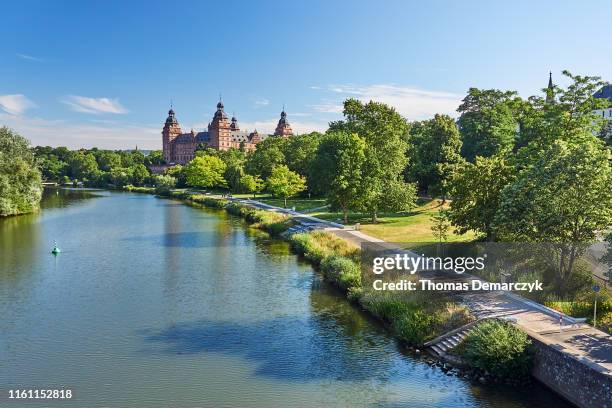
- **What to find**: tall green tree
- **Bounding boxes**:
[407,114,463,199]
[448,155,514,240]
[131,163,149,186]
[0,127,42,216]
[245,137,286,179]
[310,132,366,223]
[266,165,306,208]
[493,138,611,293]
[283,132,323,178]
[185,155,227,189]
[96,151,122,172]
[240,174,264,198]
[516,71,609,150]
[457,88,520,162]
[69,151,99,181]
[329,98,414,222]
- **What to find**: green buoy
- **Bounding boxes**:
[51,241,61,254]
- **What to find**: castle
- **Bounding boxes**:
[162,101,293,164]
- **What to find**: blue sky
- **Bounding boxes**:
[1,0,610,149]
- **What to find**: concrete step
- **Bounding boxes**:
[431,345,445,356]
[441,339,453,349]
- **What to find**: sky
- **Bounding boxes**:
[1,0,611,149]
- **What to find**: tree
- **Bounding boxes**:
[68,151,99,181]
[240,174,264,198]
[430,206,451,244]
[109,167,133,187]
[329,98,413,222]
[131,163,149,186]
[166,164,186,188]
[407,114,463,200]
[96,151,122,172]
[0,127,42,216]
[224,163,245,192]
[448,155,514,240]
[493,138,611,293]
[377,178,417,214]
[185,155,227,189]
[39,154,67,182]
[154,174,176,194]
[283,132,323,178]
[516,71,609,150]
[310,132,366,223]
[266,165,306,208]
[245,137,286,179]
[598,121,612,147]
[457,88,520,162]
[145,150,165,166]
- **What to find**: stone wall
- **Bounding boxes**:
[530,332,611,408]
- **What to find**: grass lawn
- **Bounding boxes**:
[177,189,475,244]
[311,198,477,243]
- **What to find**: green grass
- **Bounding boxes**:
[312,198,477,243]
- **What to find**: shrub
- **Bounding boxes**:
[393,310,436,345]
[462,320,532,378]
[321,255,361,291]
[154,174,176,195]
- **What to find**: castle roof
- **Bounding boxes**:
[594,85,612,104]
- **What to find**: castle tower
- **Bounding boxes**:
[208,100,232,150]
[273,109,293,137]
[249,129,261,144]
[546,72,555,104]
[162,107,182,163]
[230,114,239,131]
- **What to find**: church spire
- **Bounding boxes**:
[546,71,555,104]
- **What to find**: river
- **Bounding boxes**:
[0,189,571,407]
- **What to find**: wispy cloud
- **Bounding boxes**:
[0,94,37,115]
[0,113,159,149]
[253,98,270,107]
[61,95,128,114]
[314,84,463,120]
[17,53,45,62]
[308,101,343,114]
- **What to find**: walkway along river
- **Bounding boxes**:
[0,189,572,407]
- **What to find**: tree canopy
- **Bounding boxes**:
[0,127,42,216]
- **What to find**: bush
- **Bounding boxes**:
[393,310,436,345]
[321,255,361,291]
[462,320,532,378]
[154,174,176,195]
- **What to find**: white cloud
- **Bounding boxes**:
[253,98,270,107]
[309,102,343,114]
[0,94,37,115]
[61,95,128,114]
[0,114,160,150]
[17,53,45,62]
[316,84,463,120]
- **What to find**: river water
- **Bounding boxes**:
[0,189,571,407]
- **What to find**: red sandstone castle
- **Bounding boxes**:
[162,101,293,164]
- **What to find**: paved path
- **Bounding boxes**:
[232,197,612,375]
